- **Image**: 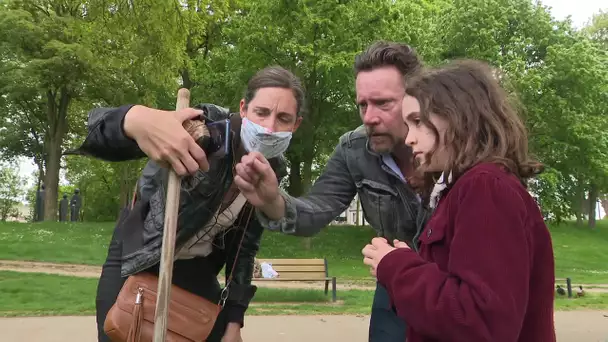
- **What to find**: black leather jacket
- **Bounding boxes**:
[71,103,287,326]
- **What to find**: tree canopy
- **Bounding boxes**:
[0,0,606,227]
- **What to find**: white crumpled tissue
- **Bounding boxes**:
[260,262,279,279]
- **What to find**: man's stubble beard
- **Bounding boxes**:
[371,143,394,154]
[368,135,400,154]
[366,124,406,155]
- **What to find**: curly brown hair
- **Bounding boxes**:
[405,59,544,195]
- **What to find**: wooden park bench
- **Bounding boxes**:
[254,258,337,302]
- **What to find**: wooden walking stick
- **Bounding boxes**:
[152,88,190,342]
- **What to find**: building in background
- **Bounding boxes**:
[332,194,366,226]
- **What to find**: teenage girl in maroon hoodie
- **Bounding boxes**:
[362,60,556,342]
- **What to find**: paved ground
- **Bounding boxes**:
[2,260,608,341]
[1,311,607,342]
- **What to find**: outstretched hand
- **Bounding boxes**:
[362,238,411,277]
[234,152,280,208]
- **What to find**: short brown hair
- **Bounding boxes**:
[244,66,306,117]
[354,41,422,77]
[405,59,543,191]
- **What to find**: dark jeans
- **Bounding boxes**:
[369,282,407,342]
[95,237,228,342]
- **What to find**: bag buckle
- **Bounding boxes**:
[219,287,229,308]
[135,287,143,304]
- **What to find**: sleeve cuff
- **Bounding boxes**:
[222,284,257,327]
[376,248,420,291]
[255,190,298,233]
[119,104,138,143]
[66,105,139,161]
[223,305,246,327]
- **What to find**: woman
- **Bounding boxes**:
[362,60,556,342]
[74,66,305,342]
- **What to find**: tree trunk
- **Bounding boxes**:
[300,146,315,254]
[588,183,598,229]
[43,88,70,221]
[119,166,132,210]
[43,137,62,221]
[294,101,317,250]
[301,156,314,192]
[286,135,314,196]
[287,154,303,196]
[575,210,583,226]
[285,154,310,249]
[302,236,312,249]
[298,102,317,193]
[575,178,586,226]
[36,160,45,185]
[181,69,193,90]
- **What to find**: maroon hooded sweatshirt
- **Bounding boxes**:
[377,163,556,342]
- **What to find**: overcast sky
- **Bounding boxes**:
[541,0,605,28]
[15,0,607,190]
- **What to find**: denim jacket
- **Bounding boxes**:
[256,125,430,248]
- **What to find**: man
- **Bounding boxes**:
[234,41,429,341]
[70,66,305,342]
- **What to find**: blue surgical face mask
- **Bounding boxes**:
[240,117,292,159]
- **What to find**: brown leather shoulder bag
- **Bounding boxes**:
[103,189,251,342]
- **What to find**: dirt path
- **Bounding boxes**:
[3,259,608,292]
[1,311,607,342]
[0,259,377,290]
[4,259,608,292]
[5,259,608,293]
[0,260,102,278]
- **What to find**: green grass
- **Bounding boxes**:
[250,288,374,315]
[0,220,377,281]
[554,293,608,311]
[1,220,607,284]
[549,222,608,284]
[0,270,98,317]
[0,221,113,265]
[257,225,375,281]
[0,271,373,317]
[1,271,605,317]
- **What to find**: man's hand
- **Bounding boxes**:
[221,322,243,342]
[234,152,285,220]
[362,238,411,277]
[123,105,209,176]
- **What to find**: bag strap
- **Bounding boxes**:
[219,202,254,307]
[130,178,254,307]
[130,182,138,210]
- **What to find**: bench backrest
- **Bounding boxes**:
[256,258,328,280]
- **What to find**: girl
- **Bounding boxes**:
[362,60,556,342]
